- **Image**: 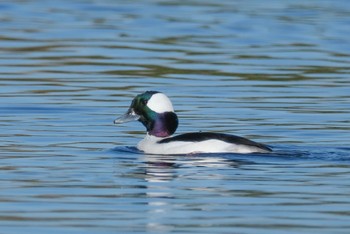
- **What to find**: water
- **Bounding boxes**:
[1,0,350,233]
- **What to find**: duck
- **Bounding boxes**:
[114,91,272,155]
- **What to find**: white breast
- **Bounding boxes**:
[137,134,267,155]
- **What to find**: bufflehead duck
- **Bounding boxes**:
[114,91,272,155]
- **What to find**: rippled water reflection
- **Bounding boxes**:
[1,0,350,233]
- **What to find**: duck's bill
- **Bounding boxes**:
[114,110,140,124]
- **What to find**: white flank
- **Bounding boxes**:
[137,134,269,155]
[147,93,174,113]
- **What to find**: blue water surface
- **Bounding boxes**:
[0,0,350,233]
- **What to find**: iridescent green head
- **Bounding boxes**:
[114,91,178,137]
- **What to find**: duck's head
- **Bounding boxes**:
[114,91,178,138]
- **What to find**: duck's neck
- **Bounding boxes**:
[147,112,178,138]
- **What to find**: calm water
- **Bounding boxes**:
[1,0,350,233]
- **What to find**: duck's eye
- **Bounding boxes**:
[142,99,148,105]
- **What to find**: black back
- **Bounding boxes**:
[158,132,272,152]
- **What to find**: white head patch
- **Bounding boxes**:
[147,93,174,113]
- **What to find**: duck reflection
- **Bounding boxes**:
[136,153,251,233]
[141,153,248,183]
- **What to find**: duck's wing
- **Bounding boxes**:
[158,132,272,152]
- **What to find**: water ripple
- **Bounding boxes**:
[1,0,350,233]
